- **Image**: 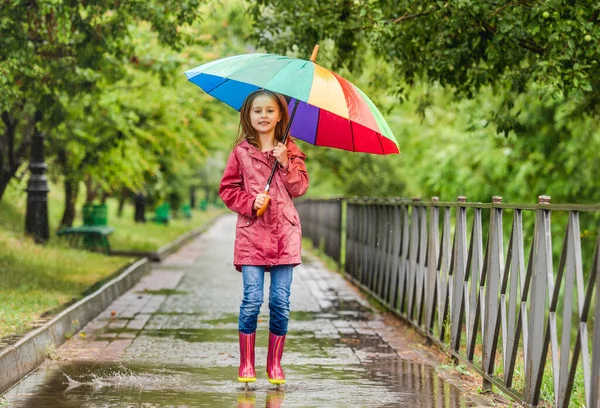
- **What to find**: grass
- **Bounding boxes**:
[0,179,225,340]
[0,229,131,340]
[103,201,224,252]
[301,236,342,273]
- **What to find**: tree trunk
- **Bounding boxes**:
[0,173,12,202]
[60,178,78,227]
[117,187,129,218]
[134,192,146,223]
[84,175,97,204]
[117,196,126,218]
[189,186,196,209]
[0,111,24,202]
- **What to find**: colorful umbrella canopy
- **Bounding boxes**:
[185,52,400,155]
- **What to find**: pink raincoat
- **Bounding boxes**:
[219,139,309,271]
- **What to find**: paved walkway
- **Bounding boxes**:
[3,215,500,407]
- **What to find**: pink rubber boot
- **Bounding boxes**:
[266,332,286,385]
[238,332,256,383]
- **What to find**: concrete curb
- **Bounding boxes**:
[0,258,150,394]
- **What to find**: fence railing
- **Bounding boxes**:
[296,196,600,408]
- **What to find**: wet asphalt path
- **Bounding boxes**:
[3,215,484,408]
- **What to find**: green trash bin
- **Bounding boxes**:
[199,200,208,211]
[82,204,94,226]
[181,204,192,219]
[80,203,110,250]
[153,203,171,224]
[92,204,108,226]
[82,203,108,226]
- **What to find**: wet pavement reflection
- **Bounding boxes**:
[3,216,479,407]
[5,360,471,407]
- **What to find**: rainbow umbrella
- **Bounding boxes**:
[184,47,399,155]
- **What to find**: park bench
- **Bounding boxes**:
[57,204,114,254]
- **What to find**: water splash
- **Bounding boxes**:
[63,373,83,391]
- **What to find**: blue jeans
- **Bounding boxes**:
[239,265,293,336]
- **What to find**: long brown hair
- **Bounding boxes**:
[232,89,290,150]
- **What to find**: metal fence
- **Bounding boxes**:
[296,196,600,408]
[297,198,343,264]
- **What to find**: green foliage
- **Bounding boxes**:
[242,3,600,203]
[1,0,252,232]
[291,49,600,204]
[0,0,201,112]
[0,0,206,203]
[248,1,600,121]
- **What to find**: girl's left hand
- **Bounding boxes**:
[273,142,288,169]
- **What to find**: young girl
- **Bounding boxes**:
[219,89,309,386]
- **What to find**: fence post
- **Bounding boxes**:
[482,195,504,392]
[591,231,600,408]
[340,198,347,275]
[525,195,552,405]
[426,197,440,334]
[451,196,468,355]
[408,197,422,320]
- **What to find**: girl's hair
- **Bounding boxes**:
[232,89,290,150]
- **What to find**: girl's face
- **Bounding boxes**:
[250,94,281,136]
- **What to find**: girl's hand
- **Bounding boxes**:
[273,142,288,169]
[254,193,269,210]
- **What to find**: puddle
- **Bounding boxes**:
[4,360,472,407]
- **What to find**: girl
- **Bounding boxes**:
[219,89,309,385]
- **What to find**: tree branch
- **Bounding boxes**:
[393,11,433,23]
[6,109,42,174]
[482,22,545,55]
[390,3,450,24]
[491,0,539,17]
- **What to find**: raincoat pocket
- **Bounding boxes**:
[237,214,255,229]
[282,205,299,226]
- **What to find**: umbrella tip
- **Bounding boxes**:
[310,45,320,62]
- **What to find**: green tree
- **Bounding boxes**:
[0,0,203,201]
[47,3,250,226]
[248,1,600,126]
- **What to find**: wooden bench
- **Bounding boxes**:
[57,204,113,254]
[57,225,114,254]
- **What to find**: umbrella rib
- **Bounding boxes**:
[350,120,356,153]
[313,107,321,146]
[263,59,296,92]
[204,77,232,95]
[376,132,385,154]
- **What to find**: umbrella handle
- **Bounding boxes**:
[256,191,270,217]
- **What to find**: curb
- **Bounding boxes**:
[0,258,150,394]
